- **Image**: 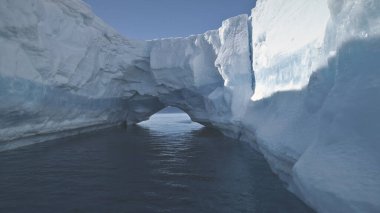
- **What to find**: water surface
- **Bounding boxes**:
[0,113,313,212]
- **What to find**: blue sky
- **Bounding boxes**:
[83,0,255,40]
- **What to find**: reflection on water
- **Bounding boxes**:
[0,113,314,212]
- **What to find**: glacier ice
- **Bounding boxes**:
[244,0,380,212]
[0,0,252,149]
[1,0,380,212]
[251,0,330,100]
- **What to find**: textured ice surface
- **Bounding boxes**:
[245,0,380,212]
[0,0,252,149]
[0,0,163,146]
[1,0,380,212]
[251,0,330,100]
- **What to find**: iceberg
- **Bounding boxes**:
[0,0,253,149]
[1,0,380,212]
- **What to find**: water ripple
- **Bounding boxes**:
[0,113,314,213]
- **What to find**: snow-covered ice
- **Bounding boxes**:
[251,0,330,100]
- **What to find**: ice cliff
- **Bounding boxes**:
[245,1,380,212]
[1,0,380,212]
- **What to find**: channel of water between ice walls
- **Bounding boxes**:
[1,0,380,212]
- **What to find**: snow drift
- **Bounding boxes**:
[1,0,380,212]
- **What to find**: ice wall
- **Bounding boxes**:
[0,0,164,149]
[244,0,380,212]
[251,0,330,100]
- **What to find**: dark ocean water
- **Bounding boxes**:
[0,113,314,213]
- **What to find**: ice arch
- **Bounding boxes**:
[119,15,255,129]
[0,1,253,147]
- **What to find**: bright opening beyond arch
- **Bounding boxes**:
[138,106,204,133]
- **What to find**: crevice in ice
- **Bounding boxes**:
[247,16,256,93]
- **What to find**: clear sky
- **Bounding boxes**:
[83,0,256,40]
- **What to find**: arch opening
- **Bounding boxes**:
[137,106,205,132]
